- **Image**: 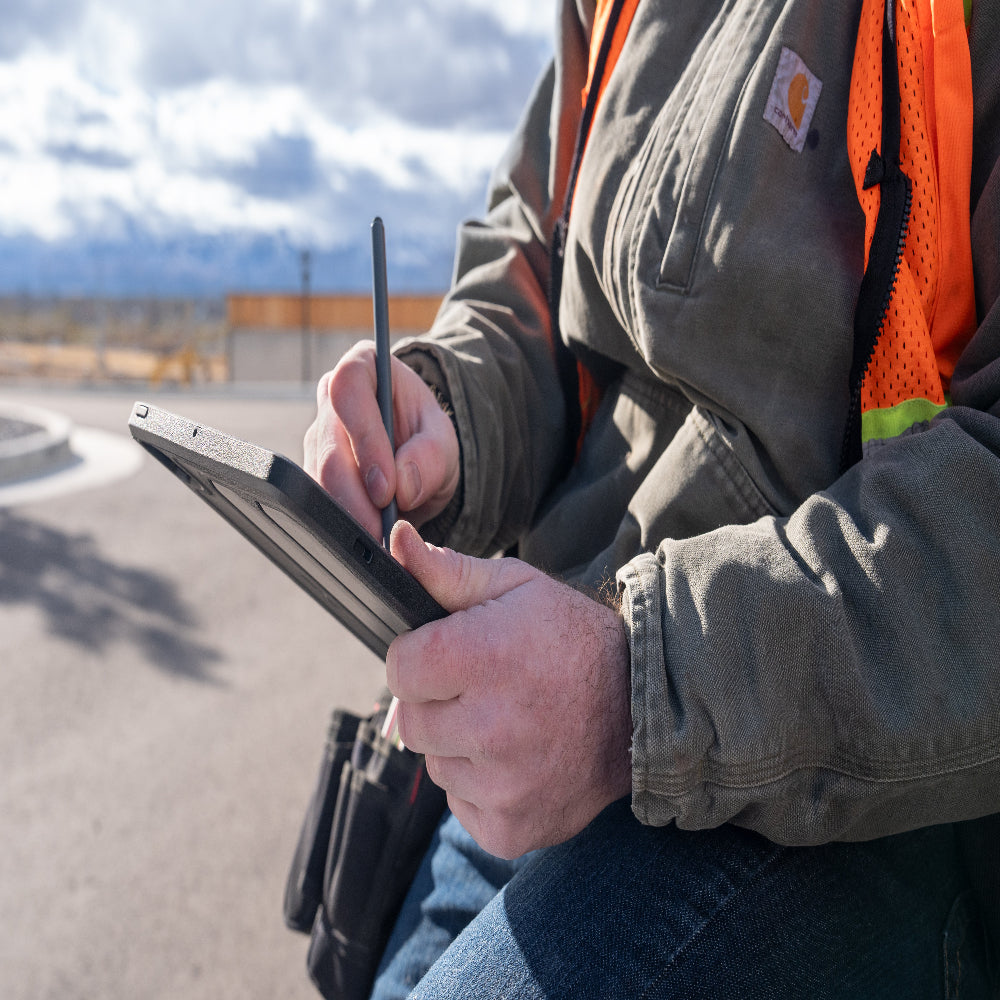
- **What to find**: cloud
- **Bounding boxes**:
[44,143,135,170]
[224,133,321,200]
[128,0,551,130]
[0,0,88,59]
[0,0,556,294]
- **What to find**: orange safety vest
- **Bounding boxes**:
[847,0,976,460]
[561,0,976,465]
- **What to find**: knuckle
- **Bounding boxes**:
[423,752,447,788]
[385,643,403,696]
[327,346,372,399]
[480,813,528,861]
[316,369,333,404]
[420,621,453,667]
[325,360,353,403]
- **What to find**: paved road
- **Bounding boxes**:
[0,385,386,1000]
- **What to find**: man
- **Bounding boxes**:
[304,0,999,995]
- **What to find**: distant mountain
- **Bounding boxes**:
[0,228,458,299]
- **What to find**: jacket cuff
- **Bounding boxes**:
[618,552,676,828]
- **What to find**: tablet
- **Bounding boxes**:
[128,401,447,660]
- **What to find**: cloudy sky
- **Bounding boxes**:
[0,0,555,295]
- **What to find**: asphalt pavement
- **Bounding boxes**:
[0,384,387,1000]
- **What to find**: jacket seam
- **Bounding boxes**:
[640,738,1000,796]
[691,408,774,520]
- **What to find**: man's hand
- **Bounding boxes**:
[303,342,460,539]
[387,521,633,860]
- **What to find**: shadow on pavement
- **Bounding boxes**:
[0,508,222,681]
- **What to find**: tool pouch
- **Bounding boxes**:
[284,692,447,1000]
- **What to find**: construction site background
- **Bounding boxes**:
[0,293,442,387]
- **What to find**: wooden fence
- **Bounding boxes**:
[225,293,443,383]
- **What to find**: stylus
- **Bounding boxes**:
[372,216,398,548]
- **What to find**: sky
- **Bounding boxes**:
[0,0,555,296]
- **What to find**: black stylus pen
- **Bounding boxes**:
[371,217,397,548]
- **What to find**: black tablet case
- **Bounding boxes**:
[128,402,446,659]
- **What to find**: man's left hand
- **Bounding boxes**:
[387,521,633,860]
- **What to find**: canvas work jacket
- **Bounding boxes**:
[396,0,1000,854]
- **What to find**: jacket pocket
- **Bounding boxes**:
[656,5,774,292]
[610,0,781,298]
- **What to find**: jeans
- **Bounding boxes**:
[371,799,993,999]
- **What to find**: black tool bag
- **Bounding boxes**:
[285,691,447,1000]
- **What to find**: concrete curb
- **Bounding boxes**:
[0,404,75,485]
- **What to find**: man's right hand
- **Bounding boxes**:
[303,341,460,540]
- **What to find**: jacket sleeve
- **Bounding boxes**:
[620,30,1000,844]
[396,1,594,557]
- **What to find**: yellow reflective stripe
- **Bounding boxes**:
[861,397,949,443]
[965,0,973,30]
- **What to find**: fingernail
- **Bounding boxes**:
[365,465,389,505]
[401,462,422,506]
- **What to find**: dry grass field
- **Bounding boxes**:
[0,297,228,385]
[0,292,442,386]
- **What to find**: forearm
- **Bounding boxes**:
[396,2,593,556]
[621,26,1000,845]
[621,405,1000,845]
[395,196,566,556]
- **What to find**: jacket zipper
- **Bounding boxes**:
[841,0,913,470]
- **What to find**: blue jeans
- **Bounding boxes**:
[372,799,992,999]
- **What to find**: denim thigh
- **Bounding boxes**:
[374,799,992,1000]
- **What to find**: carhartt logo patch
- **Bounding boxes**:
[764,47,822,152]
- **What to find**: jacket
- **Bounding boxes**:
[395,0,1000,856]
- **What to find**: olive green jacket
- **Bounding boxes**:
[398,0,1000,848]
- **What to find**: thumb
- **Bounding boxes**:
[389,520,536,613]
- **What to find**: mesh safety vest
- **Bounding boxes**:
[846,0,976,464]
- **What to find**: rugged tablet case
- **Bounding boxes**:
[128,401,446,659]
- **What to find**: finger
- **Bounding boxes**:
[440,795,489,855]
[386,362,459,519]
[310,413,383,539]
[392,421,458,520]
[385,620,469,703]
[389,520,536,613]
[395,698,473,759]
[423,753,477,799]
[325,343,397,509]
[438,784,531,862]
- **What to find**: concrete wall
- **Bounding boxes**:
[225,294,442,384]
[227,328,367,384]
